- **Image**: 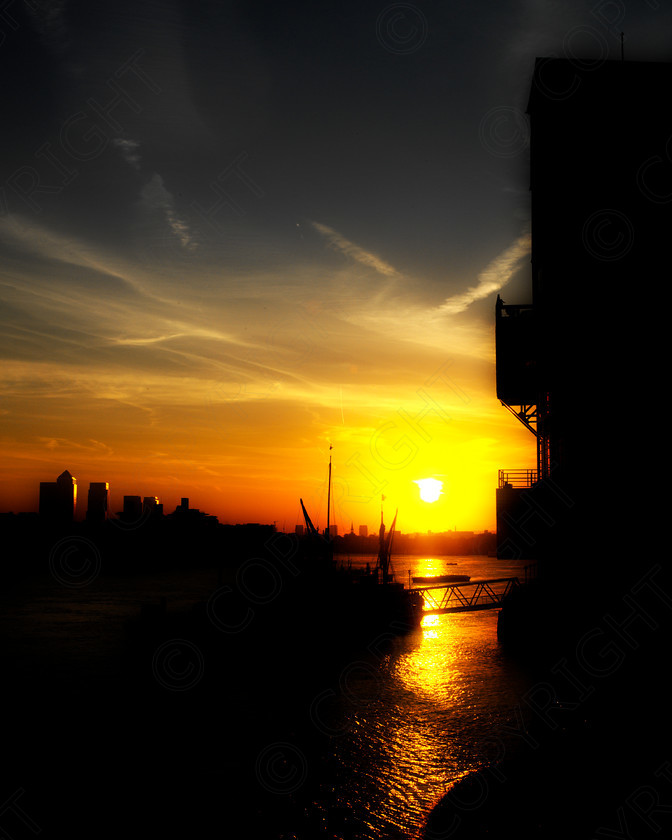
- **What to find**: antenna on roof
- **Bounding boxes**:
[620,31,625,62]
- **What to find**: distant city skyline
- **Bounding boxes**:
[7,467,496,535]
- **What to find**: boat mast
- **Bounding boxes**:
[385,509,398,584]
[378,495,387,582]
[326,445,332,538]
[377,495,398,584]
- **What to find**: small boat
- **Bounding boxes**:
[412,574,471,584]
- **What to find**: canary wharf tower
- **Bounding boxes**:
[39,469,77,523]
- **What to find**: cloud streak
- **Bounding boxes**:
[436,231,531,315]
[140,173,196,250]
[310,221,403,279]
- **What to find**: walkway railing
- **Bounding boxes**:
[411,577,521,614]
[498,469,538,488]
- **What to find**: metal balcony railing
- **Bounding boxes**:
[498,469,539,489]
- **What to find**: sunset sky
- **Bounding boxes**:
[1,2,670,533]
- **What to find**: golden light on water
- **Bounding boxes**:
[375,610,472,832]
[394,613,464,703]
[332,555,529,838]
[422,613,440,640]
[416,557,446,577]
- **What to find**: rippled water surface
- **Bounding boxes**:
[315,554,536,838]
[1,554,537,838]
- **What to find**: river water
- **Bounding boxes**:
[312,553,537,839]
[0,553,538,838]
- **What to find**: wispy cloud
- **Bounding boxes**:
[0,214,140,291]
[305,221,530,359]
[436,231,530,315]
[140,173,196,250]
[38,436,115,457]
[113,137,142,170]
[310,219,530,319]
[310,221,402,279]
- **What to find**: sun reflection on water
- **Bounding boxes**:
[336,610,483,837]
[328,556,531,839]
[422,613,439,639]
[393,613,463,704]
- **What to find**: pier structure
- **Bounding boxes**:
[412,577,520,615]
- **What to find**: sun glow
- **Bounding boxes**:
[414,478,443,503]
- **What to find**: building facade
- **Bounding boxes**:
[495,58,670,593]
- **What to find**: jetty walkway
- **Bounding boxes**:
[411,577,520,614]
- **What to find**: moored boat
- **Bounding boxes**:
[300,463,423,632]
[412,574,471,584]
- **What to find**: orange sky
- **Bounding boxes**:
[0,254,536,533]
[0,391,535,534]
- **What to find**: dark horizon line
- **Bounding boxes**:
[0,508,496,537]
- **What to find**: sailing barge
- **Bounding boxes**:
[299,468,423,634]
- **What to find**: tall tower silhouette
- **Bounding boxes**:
[39,470,77,523]
[86,482,110,522]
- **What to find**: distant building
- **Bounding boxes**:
[359,524,368,538]
[143,496,161,517]
[39,470,77,523]
[294,524,304,536]
[167,497,218,527]
[169,498,197,518]
[86,482,109,523]
[122,495,142,522]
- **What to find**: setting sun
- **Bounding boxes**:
[414,478,444,503]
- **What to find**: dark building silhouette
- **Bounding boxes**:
[143,496,163,518]
[122,495,143,522]
[86,482,109,522]
[167,497,218,526]
[39,469,77,523]
[496,58,670,595]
